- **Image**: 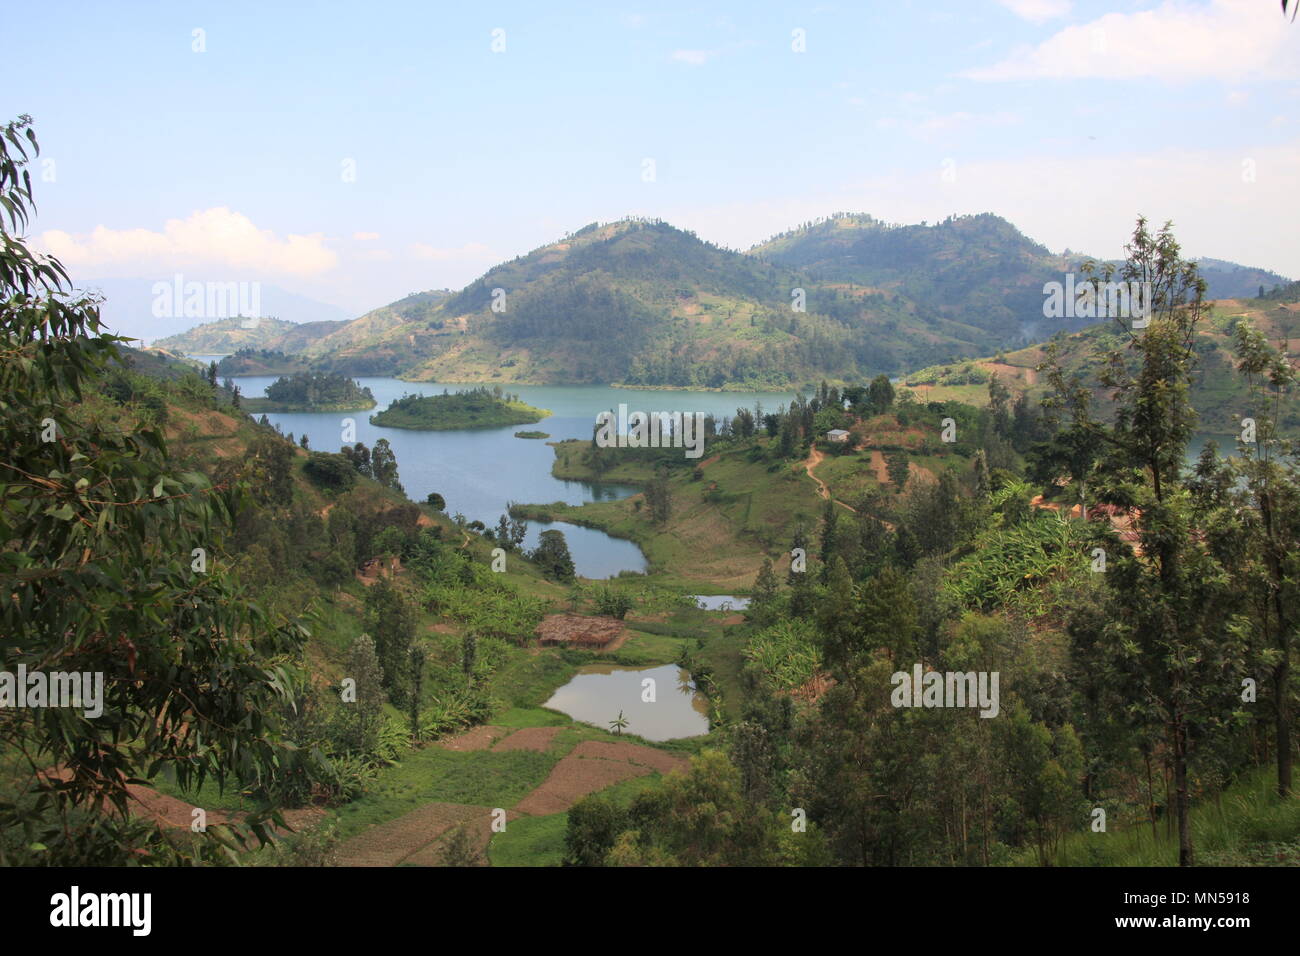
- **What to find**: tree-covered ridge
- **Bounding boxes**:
[301,218,989,386]
[370,386,549,430]
[899,290,1300,437]
[244,371,376,412]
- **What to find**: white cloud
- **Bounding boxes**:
[967,0,1295,83]
[353,231,381,241]
[40,207,337,277]
[997,0,1072,23]
[913,110,1022,136]
[871,111,1021,139]
[671,49,716,66]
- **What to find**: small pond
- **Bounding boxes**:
[691,594,750,611]
[543,663,710,742]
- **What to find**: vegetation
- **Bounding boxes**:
[243,371,375,412]
[370,386,549,430]
[4,113,1296,872]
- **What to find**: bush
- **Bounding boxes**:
[303,452,357,490]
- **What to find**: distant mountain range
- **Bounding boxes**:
[146,213,1293,388]
[75,277,354,345]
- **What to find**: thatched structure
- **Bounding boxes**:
[536,614,624,649]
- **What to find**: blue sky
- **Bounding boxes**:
[4,0,1297,331]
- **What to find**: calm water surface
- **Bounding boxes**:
[222,371,794,578]
[543,662,710,741]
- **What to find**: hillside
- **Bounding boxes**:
[152,315,323,354]
[305,219,987,386]
[750,212,1291,351]
[750,212,1087,346]
[900,293,1300,436]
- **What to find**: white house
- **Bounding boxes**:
[826,429,851,443]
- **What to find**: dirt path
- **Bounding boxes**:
[435,725,509,752]
[867,449,890,483]
[804,447,857,513]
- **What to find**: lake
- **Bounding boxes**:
[542,662,710,741]
[219,369,795,579]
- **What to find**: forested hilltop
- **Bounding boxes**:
[307,219,970,387]
[750,212,1291,347]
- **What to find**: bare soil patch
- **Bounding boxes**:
[337,802,510,867]
[512,740,688,816]
[492,726,562,752]
[125,783,326,836]
[435,725,509,752]
[569,740,687,774]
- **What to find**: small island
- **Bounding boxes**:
[217,348,309,376]
[371,386,549,430]
[514,430,550,439]
[242,371,376,413]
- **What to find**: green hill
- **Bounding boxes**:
[750,212,1291,352]
[750,212,1084,347]
[152,315,310,354]
[899,293,1300,436]
[305,219,986,386]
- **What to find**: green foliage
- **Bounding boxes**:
[250,371,374,411]
[529,528,576,583]
[0,116,306,864]
[303,451,358,491]
[743,618,821,691]
[364,577,418,706]
[943,511,1095,616]
[371,387,548,430]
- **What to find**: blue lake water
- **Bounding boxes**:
[222,370,795,579]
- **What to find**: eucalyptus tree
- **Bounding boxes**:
[1042,219,1250,865]
[0,117,304,863]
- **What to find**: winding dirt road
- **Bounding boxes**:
[804,447,857,513]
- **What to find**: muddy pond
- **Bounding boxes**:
[543,662,710,742]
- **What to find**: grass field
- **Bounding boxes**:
[1027,767,1300,866]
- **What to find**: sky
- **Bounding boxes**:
[4,0,1298,331]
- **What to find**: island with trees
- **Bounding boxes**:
[242,371,376,412]
[370,386,549,430]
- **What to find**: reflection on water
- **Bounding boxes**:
[692,595,750,611]
[543,663,710,742]
[214,373,800,578]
